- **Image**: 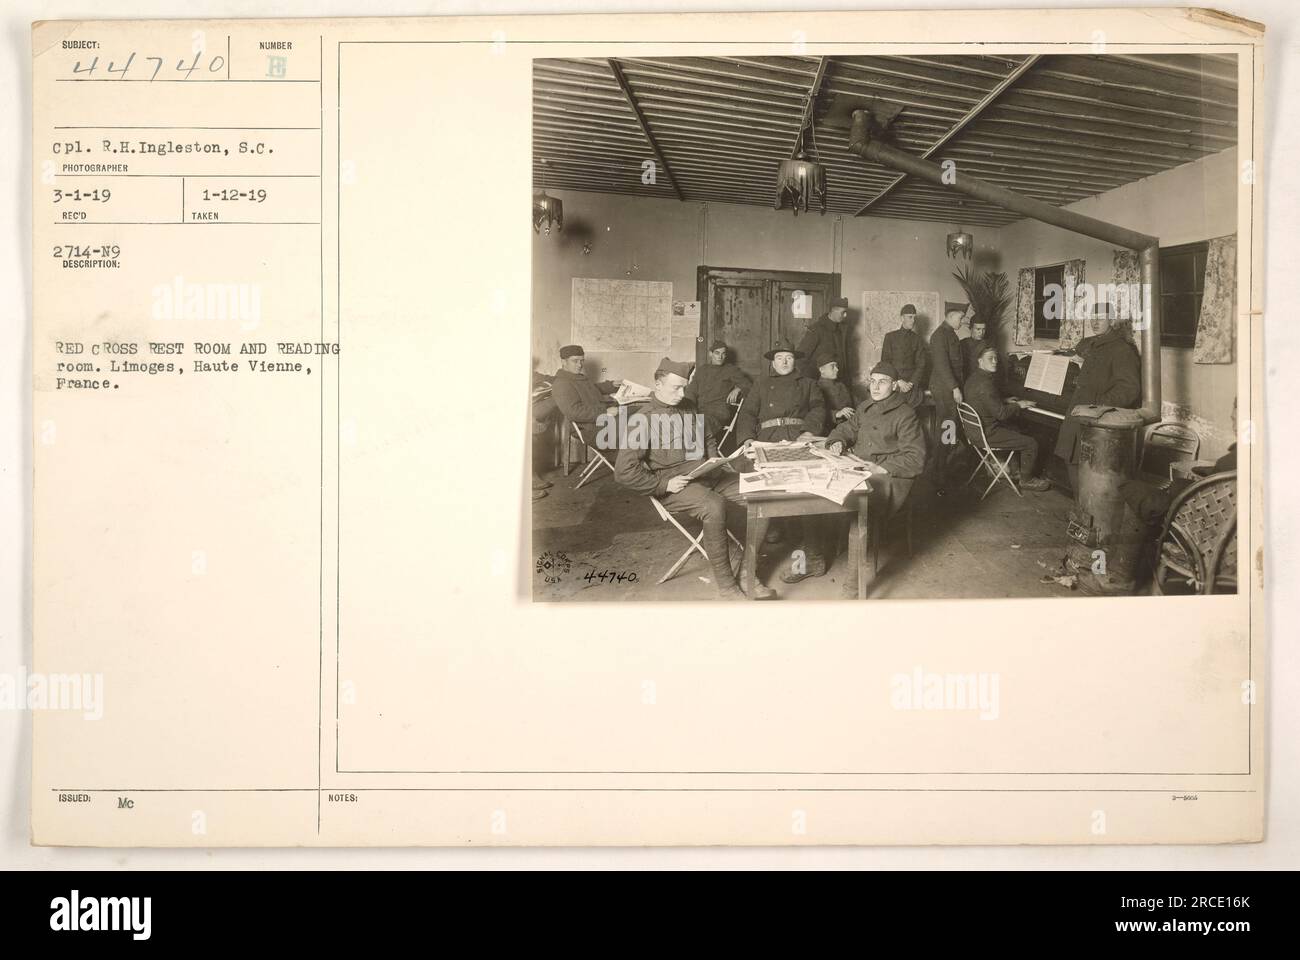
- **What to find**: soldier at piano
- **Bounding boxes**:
[964,344,1051,491]
[1053,308,1142,491]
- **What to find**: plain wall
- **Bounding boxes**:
[998,147,1239,459]
[531,187,989,387]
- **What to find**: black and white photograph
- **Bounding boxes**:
[530,52,1242,601]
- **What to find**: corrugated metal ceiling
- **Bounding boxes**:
[533,53,1237,226]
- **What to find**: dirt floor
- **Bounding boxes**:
[531,452,1084,602]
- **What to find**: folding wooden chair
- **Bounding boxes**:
[1139,421,1202,490]
[571,421,614,489]
[649,496,743,584]
[957,401,1022,500]
[717,397,743,454]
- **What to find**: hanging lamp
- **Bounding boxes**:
[533,160,564,236]
[775,109,827,216]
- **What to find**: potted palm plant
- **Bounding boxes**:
[952,263,1011,337]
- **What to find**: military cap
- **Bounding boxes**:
[899,303,917,316]
[812,347,839,371]
[870,361,900,380]
[559,344,584,359]
[830,297,850,310]
[654,358,694,380]
[763,337,805,361]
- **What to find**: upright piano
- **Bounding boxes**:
[1002,352,1081,492]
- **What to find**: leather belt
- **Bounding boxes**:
[760,417,804,429]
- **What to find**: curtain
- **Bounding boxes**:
[1058,258,1087,349]
[1193,235,1236,364]
[1112,249,1141,352]
[1014,267,1034,346]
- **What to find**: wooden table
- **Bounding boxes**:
[740,486,871,599]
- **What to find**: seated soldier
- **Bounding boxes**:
[684,338,752,441]
[614,358,775,600]
[735,338,825,445]
[825,361,928,597]
[813,348,855,435]
[736,337,827,568]
[962,344,1050,492]
[551,344,621,451]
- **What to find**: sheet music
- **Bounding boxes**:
[1023,353,1071,396]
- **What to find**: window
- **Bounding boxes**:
[1159,241,1209,348]
[1033,264,1064,340]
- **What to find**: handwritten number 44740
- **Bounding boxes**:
[583,570,638,585]
[72,52,227,81]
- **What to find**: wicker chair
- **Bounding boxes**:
[1151,470,1237,595]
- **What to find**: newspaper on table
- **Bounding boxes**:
[742,441,872,505]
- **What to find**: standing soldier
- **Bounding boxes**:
[961,316,991,385]
[880,303,929,409]
[928,307,966,495]
[797,296,851,384]
[1054,310,1142,492]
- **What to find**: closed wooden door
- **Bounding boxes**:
[697,267,840,382]
[707,279,769,381]
[773,277,835,353]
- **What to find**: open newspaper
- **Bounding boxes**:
[741,442,872,505]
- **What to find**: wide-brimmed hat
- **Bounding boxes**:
[764,337,805,360]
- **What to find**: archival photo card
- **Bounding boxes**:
[31,8,1264,847]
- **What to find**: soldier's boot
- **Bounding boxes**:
[703,521,744,599]
[780,542,827,584]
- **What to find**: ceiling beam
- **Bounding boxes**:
[854,54,1041,216]
[608,58,685,201]
[792,56,832,156]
